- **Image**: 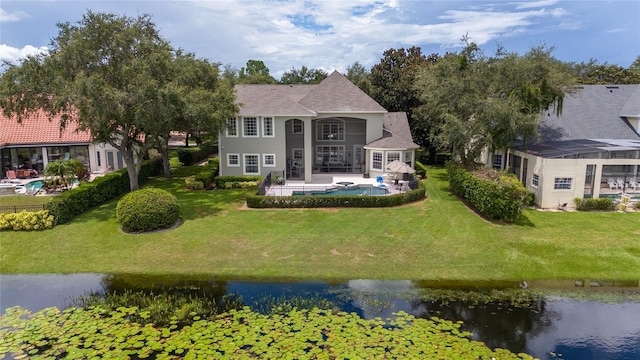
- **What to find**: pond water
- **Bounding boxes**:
[1,274,639,360]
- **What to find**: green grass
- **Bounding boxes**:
[1,167,639,281]
[0,195,51,207]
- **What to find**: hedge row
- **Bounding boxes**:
[46,158,163,225]
[246,182,426,208]
[214,176,262,189]
[194,159,219,187]
[0,210,55,231]
[574,197,614,211]
[177,141,218,166]
[447,162,528,222]
[414,161,428,179]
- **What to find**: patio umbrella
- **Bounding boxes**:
[385,160,416,174]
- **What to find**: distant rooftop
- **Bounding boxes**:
[538,84,640,142]
[515,138,640,158]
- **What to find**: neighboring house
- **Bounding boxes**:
[485,85,640,209]
[218,71,419,182]
[0,109,123,179]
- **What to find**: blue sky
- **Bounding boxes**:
[1,0,639,78]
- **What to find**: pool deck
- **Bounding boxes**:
[265,174,408,196]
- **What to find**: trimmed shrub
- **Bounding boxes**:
[116,188,179,232]
[215,176,262,189]
[447,162,528,222]
[246,182,426,208]
[574,197,614,211]
[414,161,428,179]
[185,176,205,190]
[46,158,163,225]
[177,141,217,166]
[0,210,55,231]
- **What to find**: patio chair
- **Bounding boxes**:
[628,179,638,192]
[6,170,17,180]
[607,178,618,190]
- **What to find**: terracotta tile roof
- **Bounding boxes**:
[0,109,91,147]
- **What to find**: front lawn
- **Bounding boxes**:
[1,167,639,280]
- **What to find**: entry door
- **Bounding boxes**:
[353,145,364,172]
[107,151,124,170]
[107,151,115,170]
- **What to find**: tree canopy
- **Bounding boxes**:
[279,65,327,84]
[413,43,575,164]
[345,61,371,94]
[237,59,277,84]
[0,11,237,190]
[369,47,440,160]
[570,58,640,84]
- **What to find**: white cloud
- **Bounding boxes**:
[0,44,49,65]
[515,0,559,10]
[0,8,29,22]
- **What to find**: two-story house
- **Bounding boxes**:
[218,71,419,183]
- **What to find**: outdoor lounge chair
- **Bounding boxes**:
[607,178,618,190]
[6,170,17,180]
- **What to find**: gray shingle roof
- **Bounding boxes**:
[298,71,387,113]
[539,84,640,142]
[365,112,420,150]
[234,71,386,116]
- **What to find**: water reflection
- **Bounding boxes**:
[1,274,639,360]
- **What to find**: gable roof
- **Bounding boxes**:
[234,71,386,116]
[298,71,387,113]
[365,112,420,150]
[0,109,91,147]
[539,84,640,142]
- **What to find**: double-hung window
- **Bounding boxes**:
[372,151,383,170]
[227,154,240,167]
[532,174,539,187]
[226,118,238,137]
[263,154,276,167]
[386,152,401,166]
[262,117,274,137]
[292,119,303,134]
[244,154,259,174]
[243,117,258,137]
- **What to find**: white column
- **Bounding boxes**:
[303,118,313,183]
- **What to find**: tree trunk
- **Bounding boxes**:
[111,143,140,191]
[160,136,171,179]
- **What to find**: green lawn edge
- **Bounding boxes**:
[1,167,639,281]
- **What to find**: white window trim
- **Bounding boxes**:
[243,154,260,175]
[292,119,303,134]
[553,177,572,190]
[242,117,259,138]
[262,117,275,137]
[227,153,240,167]
[532,174,539,188]
[316,119,345,141]
[386,151,402,166]
[371,151,383,171]
[226,118,238,137]
[263,154,276,167]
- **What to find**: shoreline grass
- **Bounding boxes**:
[1,167,639,280]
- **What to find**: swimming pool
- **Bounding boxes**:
[24,179,79,193]
[292,185,388,196]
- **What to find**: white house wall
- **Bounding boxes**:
[513,150,640,209]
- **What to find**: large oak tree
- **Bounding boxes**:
[413,43,575,164]
[0,11,236,189]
